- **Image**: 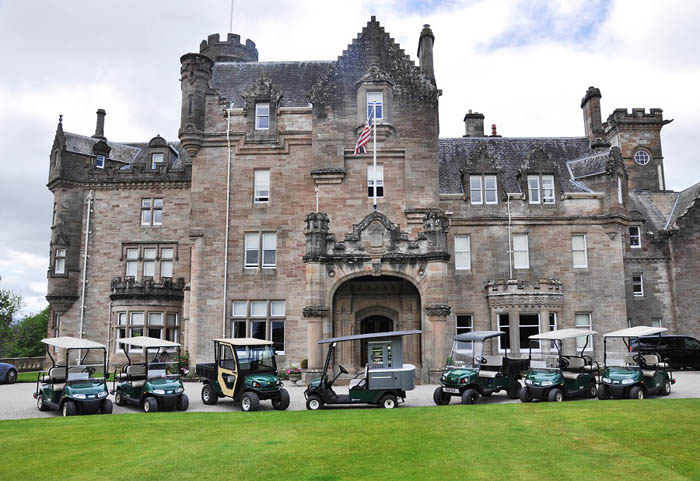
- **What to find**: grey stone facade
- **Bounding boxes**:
[45,17,700,381]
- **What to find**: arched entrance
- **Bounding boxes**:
[331,275,421,373]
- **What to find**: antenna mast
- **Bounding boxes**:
[229,0,234,33]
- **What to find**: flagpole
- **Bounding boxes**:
[372,106,377,212]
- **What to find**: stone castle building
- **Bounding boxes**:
[45,17,700,381]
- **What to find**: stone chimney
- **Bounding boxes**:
[417,24,435,81]
[581,86,604,140]
[463,110,485,137]
[93,109,106,140]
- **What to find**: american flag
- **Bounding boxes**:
[354,109,374,155]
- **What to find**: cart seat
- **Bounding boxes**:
[643,354,660,365]
[115,373,129,381]
[41,367,67,384]
[582,365,597,372]
[349,365,369,389]
[565,357,585,369]
[656,362,669,369]
[478,370,499,379]
[562,371,580,380]
[126,365,146,378]
[131,380,146,388]
[481,356,503,367]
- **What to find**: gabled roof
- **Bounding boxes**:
[628,191,678,232]
[666,180,700,230]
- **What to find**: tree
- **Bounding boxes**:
[11,306,50,357]
[0,288,23,357]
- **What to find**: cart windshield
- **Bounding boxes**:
[446,340,482,369]
[64,349,107,381]
[605,337,640,368]
[235,345,277,372]
[529,352,560,370]
[146,347,180,378]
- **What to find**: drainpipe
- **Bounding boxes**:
[506,193,516,280]
[78,190,94,361]
[222,107,233,337]
[106,300,113,368]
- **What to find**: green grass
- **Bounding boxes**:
[1,399,699,480]
[15,371,114,383]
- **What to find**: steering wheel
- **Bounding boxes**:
[82,366,96,376]
[477,356,488,364]
[338,365,348,375]
[632,354,647,367]
[559,357,570,369]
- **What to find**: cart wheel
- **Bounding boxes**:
[62,400,76,417]
[586,381,598,399]
[461,388,480,405]
[100,399,113,414]
[433,387,451,405]
[519,386,532,403]
[380,394,397,409]
[548,388,564,403]
[661,379,672,396]
[177,394,190,411]
[6,369,17,384]
[597,384,610,400]
[507,381,522,399]
[272,388,290,410]
[115,389,127,406]
[240,392,260,412]
[37,394,50,411]
[143,397,158,413]
[201,384,218,405]
[629,386,644,400]
[306,395,323,410]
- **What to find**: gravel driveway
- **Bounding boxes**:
[2,372,699,420]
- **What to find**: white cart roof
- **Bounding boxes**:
[214,338,273,346]
[530,328,597,341]
[41,336,106,349]
[117,336,180,348]
[603,326,667,338]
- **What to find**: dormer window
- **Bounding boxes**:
[528,175,555,204]
[469,175,497,205]
[95,155,105,169]
[255,103,269,130]
[367,92,383,121]
[151,153,164,169]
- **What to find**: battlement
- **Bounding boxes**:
[199,33,258,63]
[608,107,665,124]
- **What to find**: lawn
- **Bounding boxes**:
[1,399,699,480]
[15,371,114,383]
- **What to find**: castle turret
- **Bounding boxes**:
[199,33,258,63]
[417,24,435,81]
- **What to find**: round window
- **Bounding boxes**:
[634,150,650,166]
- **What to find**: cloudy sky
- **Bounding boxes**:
[1,0,698,315]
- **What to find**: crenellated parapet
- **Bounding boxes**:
[199,33,258,63]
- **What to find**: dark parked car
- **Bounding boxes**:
[0,362,18,384]
[632,335,700,370]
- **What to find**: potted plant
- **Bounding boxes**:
[286,365,302,383]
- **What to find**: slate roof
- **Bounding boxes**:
[628,191,679,232]
[63,132,190,168]
[666,180,700,230]
[438,137,595,194]
[212,61,334,108]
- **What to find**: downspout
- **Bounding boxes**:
[506,193,515,279]
[78,190,94,361]
[222,107,233,337]
[106,300,113,368]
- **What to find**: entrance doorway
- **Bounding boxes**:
[360,315,393,366]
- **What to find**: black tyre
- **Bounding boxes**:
[548,388,564,403]
[37,394,50,411]
[507,381,522,399]
[240,392,260,412]
[433,387,451,405]
[380,394,397,409]
[6,369,17,384]
[177,393,189,411]
[461,388,480,405]
[143,397,158,413]
[597,384,610,400]
[62,400,76,417]
[629,386,644,400]
[587,381,598,399]
[115,389,127,406]
[201,383,218,405]
[661,379,672,396]
[100,399,113,414]
[519,386,532,403]
[272,388,290,410]
[306,395,324,410]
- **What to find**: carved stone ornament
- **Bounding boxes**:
[425,304,451,317]
[302,306,330,318]
[356,64,394,86]
[242,77,282,113]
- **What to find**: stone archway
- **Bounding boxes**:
[332,275,421,374]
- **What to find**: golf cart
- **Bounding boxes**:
[598,326,674,400]
[196,338,289,412]
[520,328,599,403]
[304,330,421,410]
[434,331,529,405]
[112,336,188,412]
[34,336,112,416]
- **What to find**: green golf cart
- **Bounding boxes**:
[520,328,599,403]
[434,331,529,405]
[196,338,289,412]
[34,337,112,416]
[598,326,674,400]
[112,336,188,413]
[304,330,421,410]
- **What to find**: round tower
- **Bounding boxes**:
[199,33,258,63]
